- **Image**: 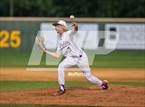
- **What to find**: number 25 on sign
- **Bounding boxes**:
[0,30,21,48]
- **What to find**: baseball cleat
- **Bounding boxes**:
[52,89,65,96]
[101,80,109,90]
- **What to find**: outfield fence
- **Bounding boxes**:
[0,17,145,67]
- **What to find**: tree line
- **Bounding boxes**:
[0,0,145,17]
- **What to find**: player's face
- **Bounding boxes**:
[55,25,64,34]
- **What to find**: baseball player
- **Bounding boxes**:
[43,20,108,96]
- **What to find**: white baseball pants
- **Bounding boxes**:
[58,52,103,86]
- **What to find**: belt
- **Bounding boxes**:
[71,55,82,58]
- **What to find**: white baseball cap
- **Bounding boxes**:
[52,20,67,28]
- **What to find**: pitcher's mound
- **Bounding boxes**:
[0,85,145,107]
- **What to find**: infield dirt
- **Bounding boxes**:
[0,68,145,106]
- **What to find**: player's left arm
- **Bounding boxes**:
[44,49,61,58]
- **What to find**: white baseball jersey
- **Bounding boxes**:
[57,30,103,88]
[57,30,82,57]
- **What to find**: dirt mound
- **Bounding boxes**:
[0,85,145,107]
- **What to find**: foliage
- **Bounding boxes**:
[0,0,145,17]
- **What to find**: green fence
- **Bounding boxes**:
[0,18,145,68]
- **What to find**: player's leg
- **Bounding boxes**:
[57,57,77,93]
[78,56,102,86]
[77,54,108,89]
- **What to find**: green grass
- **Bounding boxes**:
[0,81,91,91]
[0,50,145,68]
[111,81,145,87]
[0,50,31,67]
[0,81,145,92]
[94,50,145,68]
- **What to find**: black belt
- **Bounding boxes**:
[71,55,82,58]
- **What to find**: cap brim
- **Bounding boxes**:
[52,23,60,26]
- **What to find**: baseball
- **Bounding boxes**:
[70,15,75,20]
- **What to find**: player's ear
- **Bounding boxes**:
[63,26,68,31]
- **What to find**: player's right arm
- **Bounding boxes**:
[68,23,78,38]
[71,23,78,33]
